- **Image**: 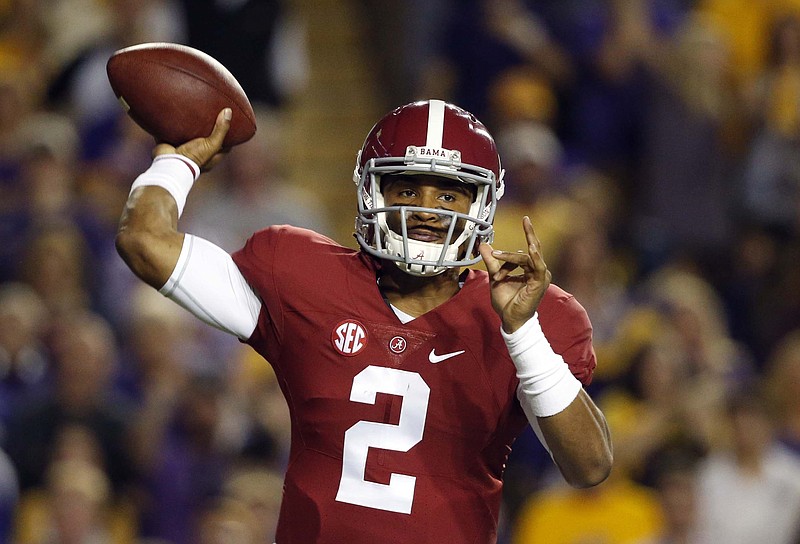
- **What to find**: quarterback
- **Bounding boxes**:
[116,99,613,543]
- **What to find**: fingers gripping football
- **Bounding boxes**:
[154,108,232,171]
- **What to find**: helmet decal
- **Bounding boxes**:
[425,99,446,147]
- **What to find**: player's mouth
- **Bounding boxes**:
[407,226,446,243]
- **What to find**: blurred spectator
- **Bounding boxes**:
[643,264,755,396]
[523,0,691,180]
[184,107,333,251]
[752,238,800,358]
[511,473,664,544]
[633,11,743,273]
[34,0,114,80]
[120,285,286,542]
[496,171,634,532]
[0,445,18,543]
[494,172,625,535]
[695,0,799,88]
[17,222,93,316]
[12,426,137,544]
[693,389,800,544]
[37,460,116,544]
[764,329,800,454]
[725,15,800,358]
[176,0,307,108]
[0,2,48,152]
[489,118,574,268]
[130,374,241,544]
[548,171,634,350]
[0,113,86,284]
[635,446,705,544]
[0,282,50,442]
[117,283,232,401]
[600,339,711,485]
[717,222,786,363]
[226,348,290,471]
[219,466,284,544]
[353,0,443,109]
[15,115,81,219]
[488,68,560,130]
[1,108,119,314]
[486,70,573,265]
[0,67,43,237]
[415,0,574,122]
[739,11,800,235]
[496,120,565,203]
[5,310,135,495]
[196,496,259,544]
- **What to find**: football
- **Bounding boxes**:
[106,42,257,147]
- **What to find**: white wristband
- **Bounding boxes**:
[129,154,200,217]
[503,313,582,418]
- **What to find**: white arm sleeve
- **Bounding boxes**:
[159,234,262,339]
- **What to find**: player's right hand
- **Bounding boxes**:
[153,108,232,171]
[478,215,551,334]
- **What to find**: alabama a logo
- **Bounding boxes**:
[388,336,407,354]
[332,319,368,356]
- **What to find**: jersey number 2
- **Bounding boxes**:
[335,365,430,514]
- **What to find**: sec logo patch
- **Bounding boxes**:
[332,320,368,356]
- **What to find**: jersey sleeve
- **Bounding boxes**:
[230,225,348,361]
[538,285,597,386]
[229,226,288,354]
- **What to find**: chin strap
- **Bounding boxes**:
[382,229,458,276]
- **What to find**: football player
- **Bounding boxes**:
[116,99,612,543]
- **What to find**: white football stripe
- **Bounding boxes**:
[426,99,446,148]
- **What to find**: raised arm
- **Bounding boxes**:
[115,108,232,286]
[116,109,261,340]
[479,217,613,487]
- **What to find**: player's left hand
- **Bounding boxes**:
[478,216,551,334]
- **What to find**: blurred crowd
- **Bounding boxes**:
[1,0,800,543]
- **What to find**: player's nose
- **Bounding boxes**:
[411,189,442,214]
[408,204,442,224]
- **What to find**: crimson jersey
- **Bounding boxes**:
[231,226,595,544]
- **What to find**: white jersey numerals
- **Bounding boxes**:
[335,366,430,514]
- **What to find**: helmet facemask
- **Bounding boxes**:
[354,145,503,276]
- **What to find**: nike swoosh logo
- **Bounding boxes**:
[428,349,465,364]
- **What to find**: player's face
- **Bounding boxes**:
[381,174,475,243]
